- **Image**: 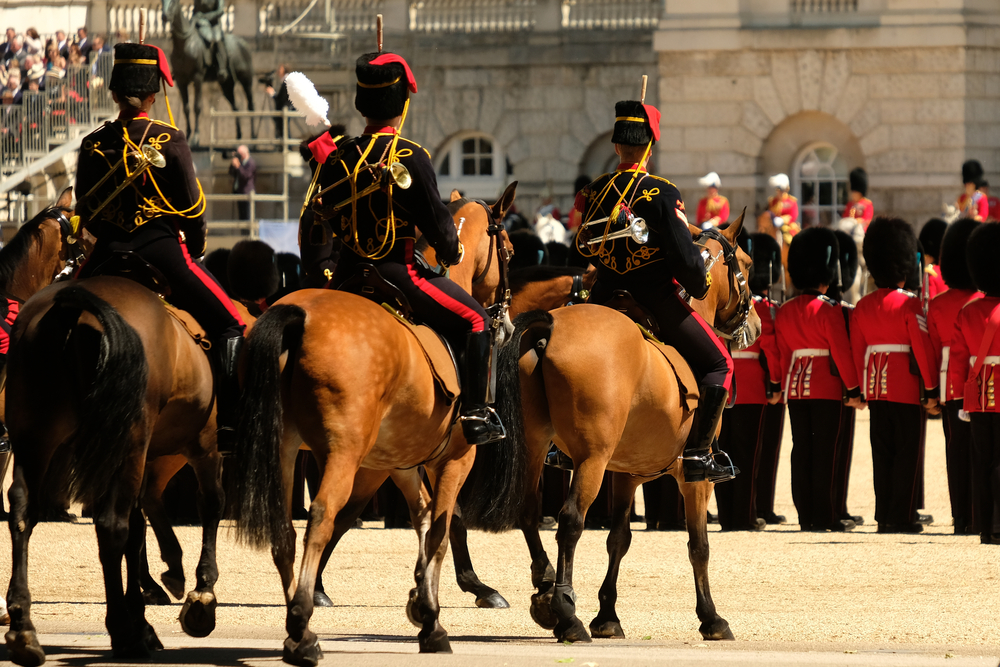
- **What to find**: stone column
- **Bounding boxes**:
[88,0,109,36]
[233,0,258,37]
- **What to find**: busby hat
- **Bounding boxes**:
[746,232,781,294]
[612,100,660,146]
[962,159,984,187]
[227,240,279,302]
[787,226,839,291]
[849,167,868,196]
[918,218,947,262]
[833,229,859,290]
[355,51,416,120]
[863,217,918,289]
[109,42,173,97]
[939,218,978,291]
[967,222,1000,296]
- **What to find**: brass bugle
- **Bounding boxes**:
[333,161,411,211]
[88,144,166,220]
[586,216,649,246]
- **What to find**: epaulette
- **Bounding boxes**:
[895,288,917,298]
[645,174,678,188]
[817,294,838,307]
[148,118,179,131]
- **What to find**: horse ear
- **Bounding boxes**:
[449,189,462,203]
[722,207,746,243]
[56,187,73,210]
[491,181,517,220]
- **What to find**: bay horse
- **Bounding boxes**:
[161,0,256,145]
[5,269,237,664]
[230,183,517,665]
[460,213,760,643]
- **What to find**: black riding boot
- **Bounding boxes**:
[459,331,506,446]
[681,384,738,483]
[214,335,244,456]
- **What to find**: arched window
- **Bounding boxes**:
[435,132,509,199]
[793,143,850,228]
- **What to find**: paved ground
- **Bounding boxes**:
[1,411,999,666]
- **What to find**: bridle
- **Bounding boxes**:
[694,228,754,349]
[464,199,512,326]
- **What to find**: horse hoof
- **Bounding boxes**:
[142,623,164,652]
[143,586,172,606]
[529,592,558,630]
[589,619,625,638]
[313,590,333,608]
[282,630,322,667]
[161,572,185,600]
[179,590,217,638]
[475,592,510,609]
[405,588,422,628]
[5,629,46,667]
[699,617,735,641]
[418,627,452,654]
[554,617,592,644]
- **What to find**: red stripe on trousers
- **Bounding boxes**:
[675,289,734,391]
[404,241,485,333]
[179,241,246,327]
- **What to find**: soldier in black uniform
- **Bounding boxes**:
[310,51,504,446]
[73,42,246,451]
[574,100,734,482]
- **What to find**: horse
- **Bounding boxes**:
[161,0,256,146]
[459,213,760,644]
[4,262,239,665]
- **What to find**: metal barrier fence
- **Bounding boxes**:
[409,0,537,33]
[561,0,660,30]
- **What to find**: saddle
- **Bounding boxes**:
[90,251,172,298]
[601,290,699,412]
[337,263,413,320]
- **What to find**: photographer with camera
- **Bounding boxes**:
[263,63,289,139]
[229,144,256,220]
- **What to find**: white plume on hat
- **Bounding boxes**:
[285,71,330,128]
[769,173,790,191]
[698,172,721,188]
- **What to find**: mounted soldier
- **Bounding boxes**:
[695,171,729,231]
[72,42,246,452]
[574,95,736,483]
[191,0,228,79]
[308,49,505,446]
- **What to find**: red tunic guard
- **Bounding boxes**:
[777,293,859,402]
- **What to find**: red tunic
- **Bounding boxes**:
[0,298,18,355]
[776,293,859,402]
[987,195,999,222]
[949,295,1000,414]
[957,191,989,222]
[696,194,730,229]
[732,296,782,405]
[925,264,947,300]
[851,288,938,405]
[928,288,983,403]
[841,197,874,231]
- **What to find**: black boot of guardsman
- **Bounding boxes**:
[214,335,244,456]
[681,384,738,483]
[460,331,506,445]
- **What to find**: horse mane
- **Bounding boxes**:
[509,265,582,295]
[0,206,61,295]
[447,197,476,216]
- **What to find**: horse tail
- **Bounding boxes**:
[48,286,148,506]
[461,309,554,532]
[229,303,305,552]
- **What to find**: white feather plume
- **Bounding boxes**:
[285,71,330,128]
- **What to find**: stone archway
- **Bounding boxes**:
[759,111,864,179]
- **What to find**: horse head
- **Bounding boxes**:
[447,182,516,306]
[0,188,80,303]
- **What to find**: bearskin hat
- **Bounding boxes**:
[967,222,1000,295]
[939,218,978,291]
[863,217,918,289]
[204,248,232,297]
[918,218,947,263]
[355,52,411,120]
[833,229,859,290]
[849,167,868,196]
[227,240,279,301]
[109,43,172,97]
[612,101,654,146]
[788,227,839,291]
[962,159,984,187]
[743,232,781,294]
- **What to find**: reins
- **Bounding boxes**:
[467,199,512,324]
[693,228,753,347]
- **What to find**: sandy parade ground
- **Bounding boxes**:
[1,409,998,666]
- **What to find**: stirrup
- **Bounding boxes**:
[544,443,574,470]
[679,451,739,483]
[459,406,507,444]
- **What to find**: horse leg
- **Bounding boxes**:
[272,431,303,605]
[590,472,641,639]
[192,81,203,147]
[223,80,241,140]
[5,462,46,666]
[124,500,163,653]
[178,452,224,638]
[519,442,557,630]
[179,84,192,141]
[140,455,187,603]
[389,469,432,628]
[550,457,607,644]
[678,476,733,640]
[450,503,509,608]
[242,73,257,140]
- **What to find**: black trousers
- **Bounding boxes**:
[943,401,975,532]
[970,413,1000,540]
[756,402,785,518]
[643,475,685,529]
[868,401,924,527]
[833,405,856,518]
[78,233,245,341]
[788,399,843,529]
[715,403,765,529]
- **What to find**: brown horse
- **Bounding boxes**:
[5,270,235,664]
[461,214,760,644]
[230,184,517,665]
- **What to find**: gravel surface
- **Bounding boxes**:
[2,410,998,661]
